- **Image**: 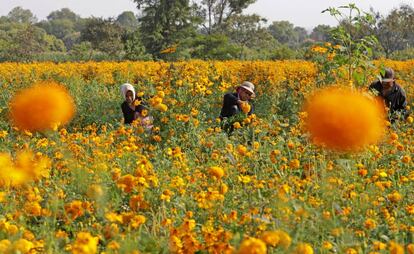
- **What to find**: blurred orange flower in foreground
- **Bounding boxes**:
[10,81,75,132]
[304,86,386,151]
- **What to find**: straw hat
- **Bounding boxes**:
[238,81,255,96]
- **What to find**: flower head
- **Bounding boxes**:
[10,81,75,132]
[304,87,385,151]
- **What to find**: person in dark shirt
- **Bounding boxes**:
[219,81,255,134]
[220,81,255,119]
[120,83,146,124]
[369,68,408,122]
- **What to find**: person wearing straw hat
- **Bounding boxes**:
[220,81,255,120]
[369,68,408,121]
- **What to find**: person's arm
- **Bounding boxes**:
[223,93,239,107]
[398,89,408,118]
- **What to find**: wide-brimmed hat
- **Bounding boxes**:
[238,81,255,96]
[381,68,395,82]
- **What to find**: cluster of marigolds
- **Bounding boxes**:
[0,60,413,253]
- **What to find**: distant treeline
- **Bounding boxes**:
[1,1,414,62]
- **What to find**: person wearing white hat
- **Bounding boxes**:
[369,68,408,121]
[120,83,147,124]
[220,81,255,119]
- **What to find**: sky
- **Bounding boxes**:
[0,0,413,29]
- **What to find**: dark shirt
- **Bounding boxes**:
[219,92,254,119]
[369,81,407,117]
[121,101,146,124]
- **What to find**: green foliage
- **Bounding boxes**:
[376,4,414,57]
[189,34,240,60]
[80,18,125,57]
[198,0,257,33]
[219,14,274,59]
[123,31,153,61]
[268,21,306,46]
[321,4,379,87]
[0,24,65,62]
[2,3,414,62]
[7,6,37,23]
[310,24,333,42]
[270,45,302,60]
[116,11,139,32]
[389,47,414,60]
[134,0,201,60]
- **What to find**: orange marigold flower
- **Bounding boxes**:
[293,243,314,254]
[10,81,75,132]
[364,218,377,230]
[208,166,225,179]
[304,87,385,151]
[240,101,251,114]
[407,243,414,254]
[237,237,267,254]
[260,231,280,247]
[72,232,99,254]
[389,241,404,254]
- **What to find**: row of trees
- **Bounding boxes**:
[1,1,414,62]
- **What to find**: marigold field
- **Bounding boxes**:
[0,60,413,254]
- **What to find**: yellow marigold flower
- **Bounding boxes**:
[107,241,120,250]
[373,241,386,250]
[87,184,104,200]
[24,202,42,216]
[10,81,75,132]
[407,243,414,254]
[406,205,414,215]
[64,200,85,221]
[311,46,328,54]
[0,153,28,188]
[346,248,358,254]
[130,215,146,229]
[208,166,225,179]
[304,87,385,151]
[240,101,251,114]
[260,231,279,247]
[388,191,403,203]
[289,159,300,169]
[274,230,291,249]
[293,243,314,254]
[237,237,267,254]
[402,155,411,164]
[72,232,99,254]
[154,103,168,112]
[56,230,69,239]
[233,122,242,129]
[134,100,141,106]
[116,174,136,193]
[406,116,413,123]
[0,239,11,252]
[389,241,404,254]
[0,130,7,138]
[237,145,248,156]
[11,239,34,254]
[322,241,333,250]
[364,218,377,230]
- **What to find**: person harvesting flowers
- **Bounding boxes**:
[369,68,408,122]
[219,81,255,133]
